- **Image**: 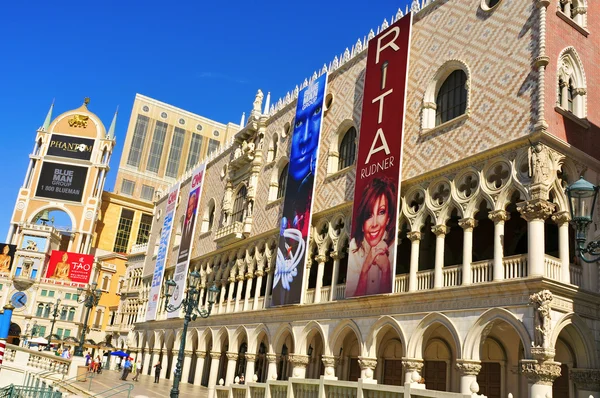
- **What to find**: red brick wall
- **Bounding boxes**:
[545,2,600,158]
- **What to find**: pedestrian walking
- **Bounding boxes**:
[153,361,162,383]
[132,359,142,381]
[121,357,132,380]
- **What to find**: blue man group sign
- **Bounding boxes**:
[271,73,328,306]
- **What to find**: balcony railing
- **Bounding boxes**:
[215,221,245,246]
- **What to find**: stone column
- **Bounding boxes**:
[488,210,509,281]
[552,211,571,284]
[459,218,476,285]
[266,353,278,381]
[289,354,309,378]
[570,368,600,398]
[402,358,423,385]
[207,351,221,398]
[432,225,447,288]
[358,356,377,383]
[144,349,154,375]
[253,270,264,310]
[218,280,227,314]
[407,232,421,292]
[304,262,312,304]
[521,357,561,398]
[322,355,338,380]
[456,360,481,394]
[264,268,274,308]
[234,275,244,312]
[518,199,555,277]
[329,251,343,301]
[313,254,327,303]
[226,277,235,313]
[193,351,206,386]
[162,350,173,380]
[244,353,256,381]
[225,352,238,385]
[181,350,193,383]
[243,273,254,311]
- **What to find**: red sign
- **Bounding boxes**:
[346,14,412,298]
[46,250,94,284]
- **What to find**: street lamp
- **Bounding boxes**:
[46,293,62,351]
[566,176,600,262]
[74,282,102,357]
[163,270,219,398]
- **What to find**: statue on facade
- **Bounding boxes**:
[528,141,551,186]
[253,90,264,114]
[530,290,553,348]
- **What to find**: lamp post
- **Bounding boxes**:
[46,294,62,351]
[163,271,219,398]
[74,282,102,357]
[566,176,600,262]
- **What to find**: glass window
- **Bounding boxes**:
[65,293,71,300]
[0,284,3,290]
[48,291,55,297]
[72,294,79,301]
[68,308,75,321]
[232,186,247,223]
[435,70,467,126]
[43,305,51,318]
[60,307,67,321]
[36,304,43,317]
[41,290,47,297]
[64,329,70,337]
[186,134,203,171]
[338,127,357,170]
[277,164,289,199]
[57,328,63,338]
[121,179,135,196]
[127,115,150,167]
[113,209,135,253]
[567,78,574,112]
[136,213,153,245]
[37,326,46,338]
[146,121,168,173]
[208,203,215,230]
[141,185,155,201]
[207,139,220,156]
[166,127,186,177]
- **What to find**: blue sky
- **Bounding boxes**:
[0,0,411,238]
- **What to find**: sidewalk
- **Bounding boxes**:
[77,369,208,398]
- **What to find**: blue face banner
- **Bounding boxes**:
[271,73,328,306]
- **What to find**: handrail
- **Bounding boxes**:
[91,382,134,398]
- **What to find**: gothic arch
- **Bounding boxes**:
[232,325,249,349]
[298,321,329,355]
[365,315,407,358]
[272,323,296,353]
[249,324,272,354]
[329,319,364,357]
[407,312,462,359]
[550,313,598,368]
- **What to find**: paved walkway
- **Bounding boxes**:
[76,369,209,398]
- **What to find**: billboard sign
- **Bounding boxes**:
[346,13,413,298]
[271,73,328,306]
[47,134,94,160]
[0,243,16,274]
[146,183,180,321]
[168,165,206,317]
[35,162,88,202]
[45,250,94,284]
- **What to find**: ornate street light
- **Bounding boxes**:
[74,282,102,357]
[46,293,62,351]
[566,176,600,262]
[163,270,219,398]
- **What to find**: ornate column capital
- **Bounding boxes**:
[455,360,482,376]
[184,350,193,357]
[288,354,310,368]
[255,270,264,277]
[315,254,328,264]
[226,352,238,361]
[551,211,571,225]
[321,355,337,368]
[245,353,256,362]
[266,353,277,364]
[517,199,555,222]
[210,351,222,360]
[488,210,510,223]
[521,360,561,385]
[407,231,421,242]
[431,225,447,236]
[402,358,424,372]
[357,356,377,370]
[331,251,345,260]
[536,0,551,9]
[570,368,600,391]
[197,351,207,359]
[147,349,155,355]
[458,217,477,230]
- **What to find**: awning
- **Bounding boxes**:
[29,337,48,344]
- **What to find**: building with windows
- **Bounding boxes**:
[118,1,599,398]
[115,94,239,202]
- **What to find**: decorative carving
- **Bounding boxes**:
[289,354,310,367]
[488,210,510,223]
[266,353,277,364]
[68,114,89,128]
[184,350,193,357]
[402,358,424,372]
[551,211,571,225]
[226,352,239,361]
[253,90,264,114]
[521,360,561,385]
[315,254,327,264]
[197,351,207,359]
[458,218,477,230]
[321,355,337,368]
[245,353,256,362]
[530,290,553,348]
[528,142,553,199]
[517,199,555,222]
[570,369,600,391]
[210,351,222,360]
[358,357,377,370]
[407,231,422,242]
[431,225,447,236]
[456,360,482,376]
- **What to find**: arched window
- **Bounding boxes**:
[567,78,574,113]
[60,307,67,321]
[435,70,467,125]
[232,186,247,223]
[560,0,587,27]
[208,203,215,230]
[102,275,110,291]
[201,199,216,233]
[338,127,357,170]
[94,309,102,327]
[557,47,587,120]
[272,134,278,161]
[36,304,44,317]
[277,164,289,199]
[68,307,75,321]
[43,305,51,318]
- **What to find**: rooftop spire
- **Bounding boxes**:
[240,112,246,128]
[107,106,118,139]
[263,92,271,115]
[41,99,55,131]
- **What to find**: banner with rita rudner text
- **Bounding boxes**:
[271,73,328,306]
[167,165,205,318]
[146,183,180,321]
[345,13,413,299]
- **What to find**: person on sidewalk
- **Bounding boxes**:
[153,361,162,383]
[132,359,143,381]
[121,357,132,380]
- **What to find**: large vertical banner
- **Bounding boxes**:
[271,73,328,306]
[167,165,205,318]
[146,183,180,321]
[346,13,413,298]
